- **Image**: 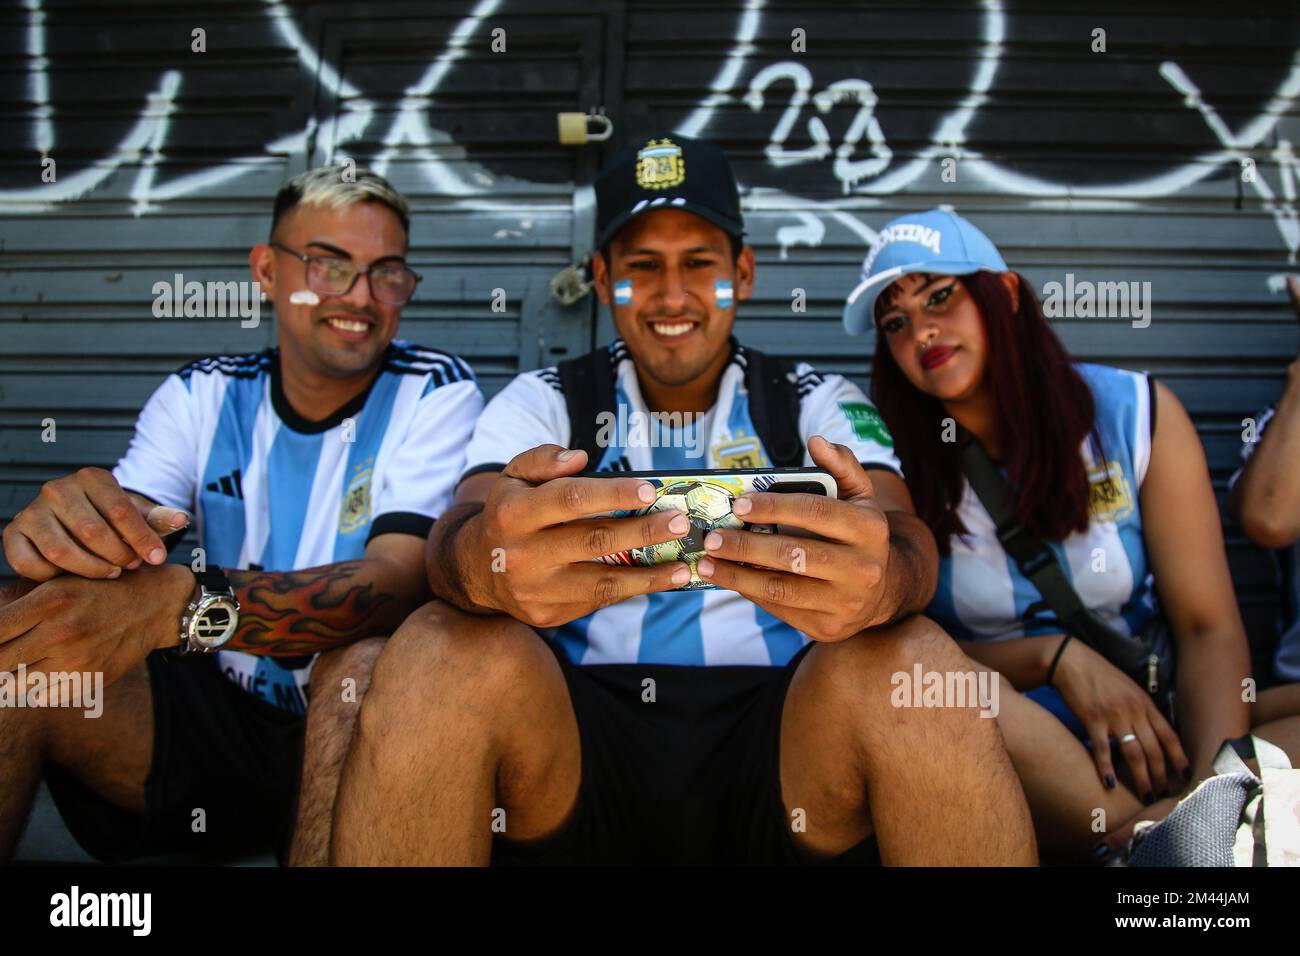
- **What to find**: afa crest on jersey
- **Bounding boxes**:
[711,435,768,469]
[339,460,373,534]
[636,138,685,190]
[1087,460,1134,523]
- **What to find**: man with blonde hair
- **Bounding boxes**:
[1,164,482,865]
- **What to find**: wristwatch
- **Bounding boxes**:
[178,567,240,654]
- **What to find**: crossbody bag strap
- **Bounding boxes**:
[960,438,1090,624]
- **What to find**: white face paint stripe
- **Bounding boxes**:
[289,289,320,306]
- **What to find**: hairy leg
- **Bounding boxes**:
[287,636,387,867]
[781,616,1037,866]
[0,662,153,861]
[330,602,580,865]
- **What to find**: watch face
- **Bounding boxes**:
[191,596,239,650]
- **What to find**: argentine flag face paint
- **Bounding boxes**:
[715,279,734,308]
[614,279,633,305]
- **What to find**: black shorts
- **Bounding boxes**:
[492,640,880,866]
[44,650,306,864]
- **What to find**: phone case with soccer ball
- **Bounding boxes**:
[583,468,836,591]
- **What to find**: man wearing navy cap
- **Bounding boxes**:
[332,136,1035,865]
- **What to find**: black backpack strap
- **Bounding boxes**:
[742,345,804,468]
[556,346,617,466]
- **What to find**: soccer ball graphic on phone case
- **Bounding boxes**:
[595,475,771,590]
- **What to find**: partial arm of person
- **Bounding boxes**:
[869,467,940,622]
[3,371,202,582]
[3,468,191,581]
[696,435,939,641]
[224,532,428,655]
[0,532,430,688]
[956,633,1069,690]
[1228,372,1300,548]
[1143,380,1252,783]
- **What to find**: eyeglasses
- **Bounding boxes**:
[270,241,422,306]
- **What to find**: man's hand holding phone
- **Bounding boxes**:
[460,444,691,628]
[696,435,893,642]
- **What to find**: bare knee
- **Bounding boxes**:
[807,614,963,704]
[309,636,387,719]
[359,600,551,738]
[804,616,1001,762]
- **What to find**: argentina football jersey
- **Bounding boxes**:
[113,341,483,712]
[928,363,1160,645]
[462,339,901,667]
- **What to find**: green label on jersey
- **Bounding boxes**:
[839,402,894,448]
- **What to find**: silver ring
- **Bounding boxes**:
[1118,733,1139,745]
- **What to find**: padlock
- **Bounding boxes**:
[557,111,613,145]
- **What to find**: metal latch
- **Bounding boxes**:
[550,253,593,305]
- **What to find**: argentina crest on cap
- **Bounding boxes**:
[636,137,685,190]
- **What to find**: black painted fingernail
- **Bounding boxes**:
[1092,842,1111,861]
[1105,774,1116,790]
[1142,792,1154,805]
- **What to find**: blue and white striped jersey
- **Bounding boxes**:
[113,341,483,712]
[928,363,1159,646]
[1231,403,1300,683]
[462,339,902,667]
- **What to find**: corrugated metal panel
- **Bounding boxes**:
[0,0,609,577]
[4,1,1299,670]
[615,0,1300,671]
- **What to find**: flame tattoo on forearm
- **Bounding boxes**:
[225,562,402,656]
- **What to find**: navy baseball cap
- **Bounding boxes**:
[842,209,1008,335]
[594,133,744,250]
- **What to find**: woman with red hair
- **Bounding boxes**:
[843,209,1298,862]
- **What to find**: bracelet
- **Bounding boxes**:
[1046,635,1073,687]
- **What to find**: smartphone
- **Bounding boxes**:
[581,467,836,591]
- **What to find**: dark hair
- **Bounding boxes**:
[869,271,1098,556]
